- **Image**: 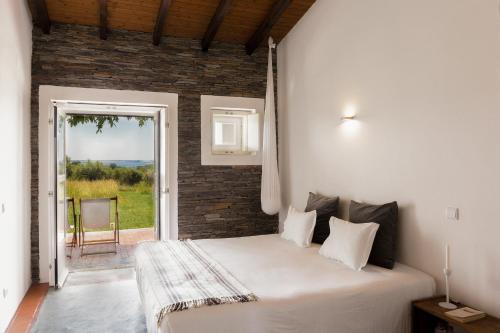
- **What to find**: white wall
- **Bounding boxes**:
[0,0,32,330]
[278,0,500,317]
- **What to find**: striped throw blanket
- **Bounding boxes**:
[135,240,258,332]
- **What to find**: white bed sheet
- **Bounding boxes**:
[156,234,435,333]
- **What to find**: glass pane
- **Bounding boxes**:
[222,123,236,145]
[214,122,223,145]
[212,114,245,153]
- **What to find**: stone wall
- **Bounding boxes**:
[31,24,278,281]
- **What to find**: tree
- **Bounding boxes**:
[66,115,152,133]
[66,156,73,178]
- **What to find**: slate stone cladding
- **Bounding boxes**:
[30,24,278,281]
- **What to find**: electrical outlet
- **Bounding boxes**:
[2,288,8,299]
[446,207,459,221]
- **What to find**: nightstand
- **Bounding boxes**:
[412,296,500,333]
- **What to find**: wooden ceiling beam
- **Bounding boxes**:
[245,0,292,55]
[201,0,234,52]
[32,0,51,34]
[99,0,108,40]
[152,0,173,46]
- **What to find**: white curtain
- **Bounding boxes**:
[261,37,281,215]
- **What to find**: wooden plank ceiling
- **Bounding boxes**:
[30,0,315,54]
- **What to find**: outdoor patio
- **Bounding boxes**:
[66,228,154,271]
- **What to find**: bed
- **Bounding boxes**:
[136,234,435,333]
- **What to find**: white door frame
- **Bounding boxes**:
[38,86,179,285]
[52,101,167,288]
[53,105,69,288]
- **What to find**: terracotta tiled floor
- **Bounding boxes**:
[6,283,49,333]
[66,228,154,271]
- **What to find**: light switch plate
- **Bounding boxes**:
[446,207,459,221]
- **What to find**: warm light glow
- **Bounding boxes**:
[342,103,357,119]
[339,103,361,135]
[339,118,361,135]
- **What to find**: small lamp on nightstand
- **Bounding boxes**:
[438,244,457,310]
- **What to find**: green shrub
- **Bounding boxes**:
[66,160,154,186]
[117,168,143,185]
[68,160,110,181]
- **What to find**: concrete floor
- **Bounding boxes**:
[31,268,146,333]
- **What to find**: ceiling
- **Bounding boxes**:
[30,0,315,53]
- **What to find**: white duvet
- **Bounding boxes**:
[154,234,435,333]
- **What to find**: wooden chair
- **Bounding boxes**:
[79,196,120,256]
[66,197,78,258]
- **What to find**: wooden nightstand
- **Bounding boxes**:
[412,296,500,333]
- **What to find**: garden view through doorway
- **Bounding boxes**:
[64,113,156,271]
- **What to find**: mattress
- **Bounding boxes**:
[142,234,435,333]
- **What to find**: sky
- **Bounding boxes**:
[66,117,154,161]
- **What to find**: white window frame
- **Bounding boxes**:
[201,95,264,165]
[211,108,259,155]
[212,114,242,152]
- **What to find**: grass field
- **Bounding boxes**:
[66,180,154,230]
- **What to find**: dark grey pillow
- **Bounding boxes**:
[305,192,340,244]
[349,200,398,269]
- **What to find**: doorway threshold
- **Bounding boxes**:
[68,228,154,272]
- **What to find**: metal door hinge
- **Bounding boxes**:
[48,191,54,197]
[49,118,54,125]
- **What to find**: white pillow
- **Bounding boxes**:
[319,217,379,271]
[281,206,317,247]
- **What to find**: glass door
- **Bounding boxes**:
[154,108,168,240]
[54,106,68,288]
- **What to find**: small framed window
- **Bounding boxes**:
[211,108,259,155]
[201,96,264,165]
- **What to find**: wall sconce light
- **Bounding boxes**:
[341,115,356,121]
[339,103,360,135]
[341,104,358,121]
